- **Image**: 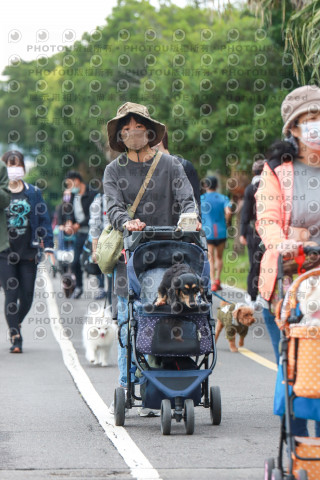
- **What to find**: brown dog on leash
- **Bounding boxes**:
[215,301,255,352]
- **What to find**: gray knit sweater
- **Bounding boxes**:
[103,152,198,230]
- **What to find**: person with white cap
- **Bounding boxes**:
[255,85,320,437]
[103,102,200,416]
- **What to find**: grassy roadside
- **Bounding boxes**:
[220,239,250,291]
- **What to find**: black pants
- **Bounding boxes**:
[0,257,38,338]
[246,232,263,301]
[72,232,87,288]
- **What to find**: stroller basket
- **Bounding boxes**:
[141,369,211,409]
[293,437,320,480]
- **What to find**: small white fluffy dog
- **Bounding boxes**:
[83,315,117,366]
[297,276,320,326]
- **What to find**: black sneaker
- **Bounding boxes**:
[10,335,23,353]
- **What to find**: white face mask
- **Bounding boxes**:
[7,166,25,181]
[299,121,320,150]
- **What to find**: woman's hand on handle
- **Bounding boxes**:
[123,219,146,231]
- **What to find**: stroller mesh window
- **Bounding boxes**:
[138,267,167,304]
[128,240,210,301]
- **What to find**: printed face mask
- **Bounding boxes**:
[122,129,149,151]
[299,121,320,150]
[71,187,80,194]
[7,166,24,181]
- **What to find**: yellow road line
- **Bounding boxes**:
[238,347,278,372]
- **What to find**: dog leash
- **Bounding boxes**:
[211,290,233,305]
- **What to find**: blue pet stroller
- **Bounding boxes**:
[113,227,221,435]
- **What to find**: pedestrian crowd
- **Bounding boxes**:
[1,87,320,430]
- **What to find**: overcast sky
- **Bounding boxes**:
[0,0,193,77]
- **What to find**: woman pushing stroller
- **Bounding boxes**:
[255,85,320,439]
[103,102,201,414]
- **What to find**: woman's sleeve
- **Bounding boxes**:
[103,164,132,231]
[0,161,11,209]
[255,164,285,248]
[171,159,199,219]
[36,189,54,250]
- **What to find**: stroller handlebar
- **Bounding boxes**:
[123,226,208,252]
[277,244,320,297]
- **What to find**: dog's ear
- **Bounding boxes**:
[232,307,239,319]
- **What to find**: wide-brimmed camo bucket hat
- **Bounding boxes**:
[107,102,166,152]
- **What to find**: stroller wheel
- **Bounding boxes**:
[160,399,172,435]
[264,458,275,480]
[210,386,222,425]
[184,399,195,435]
[114,388,125,426]
[297,469,308,480]
[271,468,283,480]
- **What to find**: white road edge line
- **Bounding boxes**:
[42,268,162,480]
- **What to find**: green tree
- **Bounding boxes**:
[248,0,320,84]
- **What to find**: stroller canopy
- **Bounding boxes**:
[127,240,210,302]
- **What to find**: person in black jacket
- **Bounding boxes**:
[1,151,54,352]
[64,171,96,299]
[154,129,201,220]
[239,159,265,305]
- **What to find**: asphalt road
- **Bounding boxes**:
[0,265,280,480]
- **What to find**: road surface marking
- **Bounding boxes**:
[42,269,161,480]
[238,347,278,371]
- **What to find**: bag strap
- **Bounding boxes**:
[130,150,162,215]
